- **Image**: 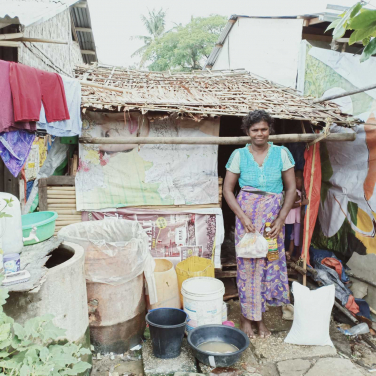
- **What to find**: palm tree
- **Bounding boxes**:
[131,8,166,67]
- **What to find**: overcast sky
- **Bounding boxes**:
[88,0,376,68]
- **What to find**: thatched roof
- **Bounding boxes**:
[75,64,355,125]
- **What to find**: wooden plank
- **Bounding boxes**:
[55,215,82,220]
[215,270,237,278]
[49,209,80,215]
[72,154,78,176]
[46,176,75,186]
[38,179,48,211]
[48,186,75,191]
[16,37,68,45]
[80,80,123,92]
[48,204,77,209]
[56,220,81,226]
[47,193,76,198]
[80,133,356,146]
[75,27,92,32]
[47,198,76,204]
[0,41,21,47]
[0,32,24,40]
[81,50,96,55]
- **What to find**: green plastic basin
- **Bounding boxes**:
[22,211,58,245]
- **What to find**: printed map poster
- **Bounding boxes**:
[298,42,376,256]
[75,112,219,210]
[82,209,221,266]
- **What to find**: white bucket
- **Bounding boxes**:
[182,277,225,331]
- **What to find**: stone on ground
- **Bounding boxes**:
[142,339,197,376]
[250,332,336,363]
[277,359,311,376]
[305,358,364,376]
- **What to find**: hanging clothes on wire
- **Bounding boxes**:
[9,62,70,123]
[0,60,36,133]
[38,75,82,136]
[0,130,35,177]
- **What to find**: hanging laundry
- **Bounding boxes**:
[0,60,36,132]
[0,131,35,177]
[38,75,82,136]
[9,62,70,123]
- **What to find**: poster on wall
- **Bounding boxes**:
[299,42,376,255]
[75,112,219,211]
[82,208,223,267]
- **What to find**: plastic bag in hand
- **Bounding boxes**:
[235,231,268,258]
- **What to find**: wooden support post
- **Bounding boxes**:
[303,143,317,286]
[38,178,48,211]
[313,82,376,103]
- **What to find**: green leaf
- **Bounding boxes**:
[41,321,65,341]
[326,18,341,32]
[350,9,376,29]
[20,364,31,376]
[13,323,26,340]
[350,2,363,18]
[0,340,11,350]
[363,36,371,45]
[39,347,49,362]
[0,352,9,359]
[79,347,91,355]
[71,361,91,374]
[0,323,11,342]
[349,26,376,44]
[360,37,376,62]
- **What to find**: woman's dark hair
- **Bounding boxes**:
[241,110,274,135]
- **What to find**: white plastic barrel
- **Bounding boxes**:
[0,193,23,255]
[182,277,225,332]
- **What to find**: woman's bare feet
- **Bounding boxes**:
[240,315,255,338]
[256,319,271,338]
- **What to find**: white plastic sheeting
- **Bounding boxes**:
[58,218,158,304]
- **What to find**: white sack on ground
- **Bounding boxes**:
[284,282,335,347]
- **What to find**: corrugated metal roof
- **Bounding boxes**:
[70,1,97,64]
[0,0,78,28]
[0,0,97,64]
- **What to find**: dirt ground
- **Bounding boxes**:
[90,299,376,376]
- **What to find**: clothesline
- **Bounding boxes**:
[0,59,82,178]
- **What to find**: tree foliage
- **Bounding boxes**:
[327,2,376,62]
[144,15,227,71]
[131,8,167,67]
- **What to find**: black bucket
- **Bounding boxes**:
[145,308,188,359]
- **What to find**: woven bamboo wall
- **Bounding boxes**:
[19,8,83,76]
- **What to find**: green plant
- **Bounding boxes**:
[327,2,376,62]
[0,198,14,219]
[0,283,91,376]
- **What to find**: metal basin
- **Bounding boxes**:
[187,324,250,368]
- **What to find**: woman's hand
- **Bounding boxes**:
[240,215,255,233]
[301,197,309,206]
[269,217,284,239]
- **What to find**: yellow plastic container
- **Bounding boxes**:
[176,256,214,306]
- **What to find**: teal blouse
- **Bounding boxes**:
[226,142,295,194]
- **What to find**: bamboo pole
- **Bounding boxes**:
[80,80,124,93]
[303,143,317,286]
[313,82,376,103]
[80,133,356,145]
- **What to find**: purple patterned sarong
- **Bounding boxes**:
[236,187,289,321]
[0,130,35,177]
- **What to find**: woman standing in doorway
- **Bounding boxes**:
[223,110,296,338]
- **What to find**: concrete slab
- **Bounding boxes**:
[305,358,363,376]
[249,332,336,363]
[142,339,197,376]
[277,359,311,376]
